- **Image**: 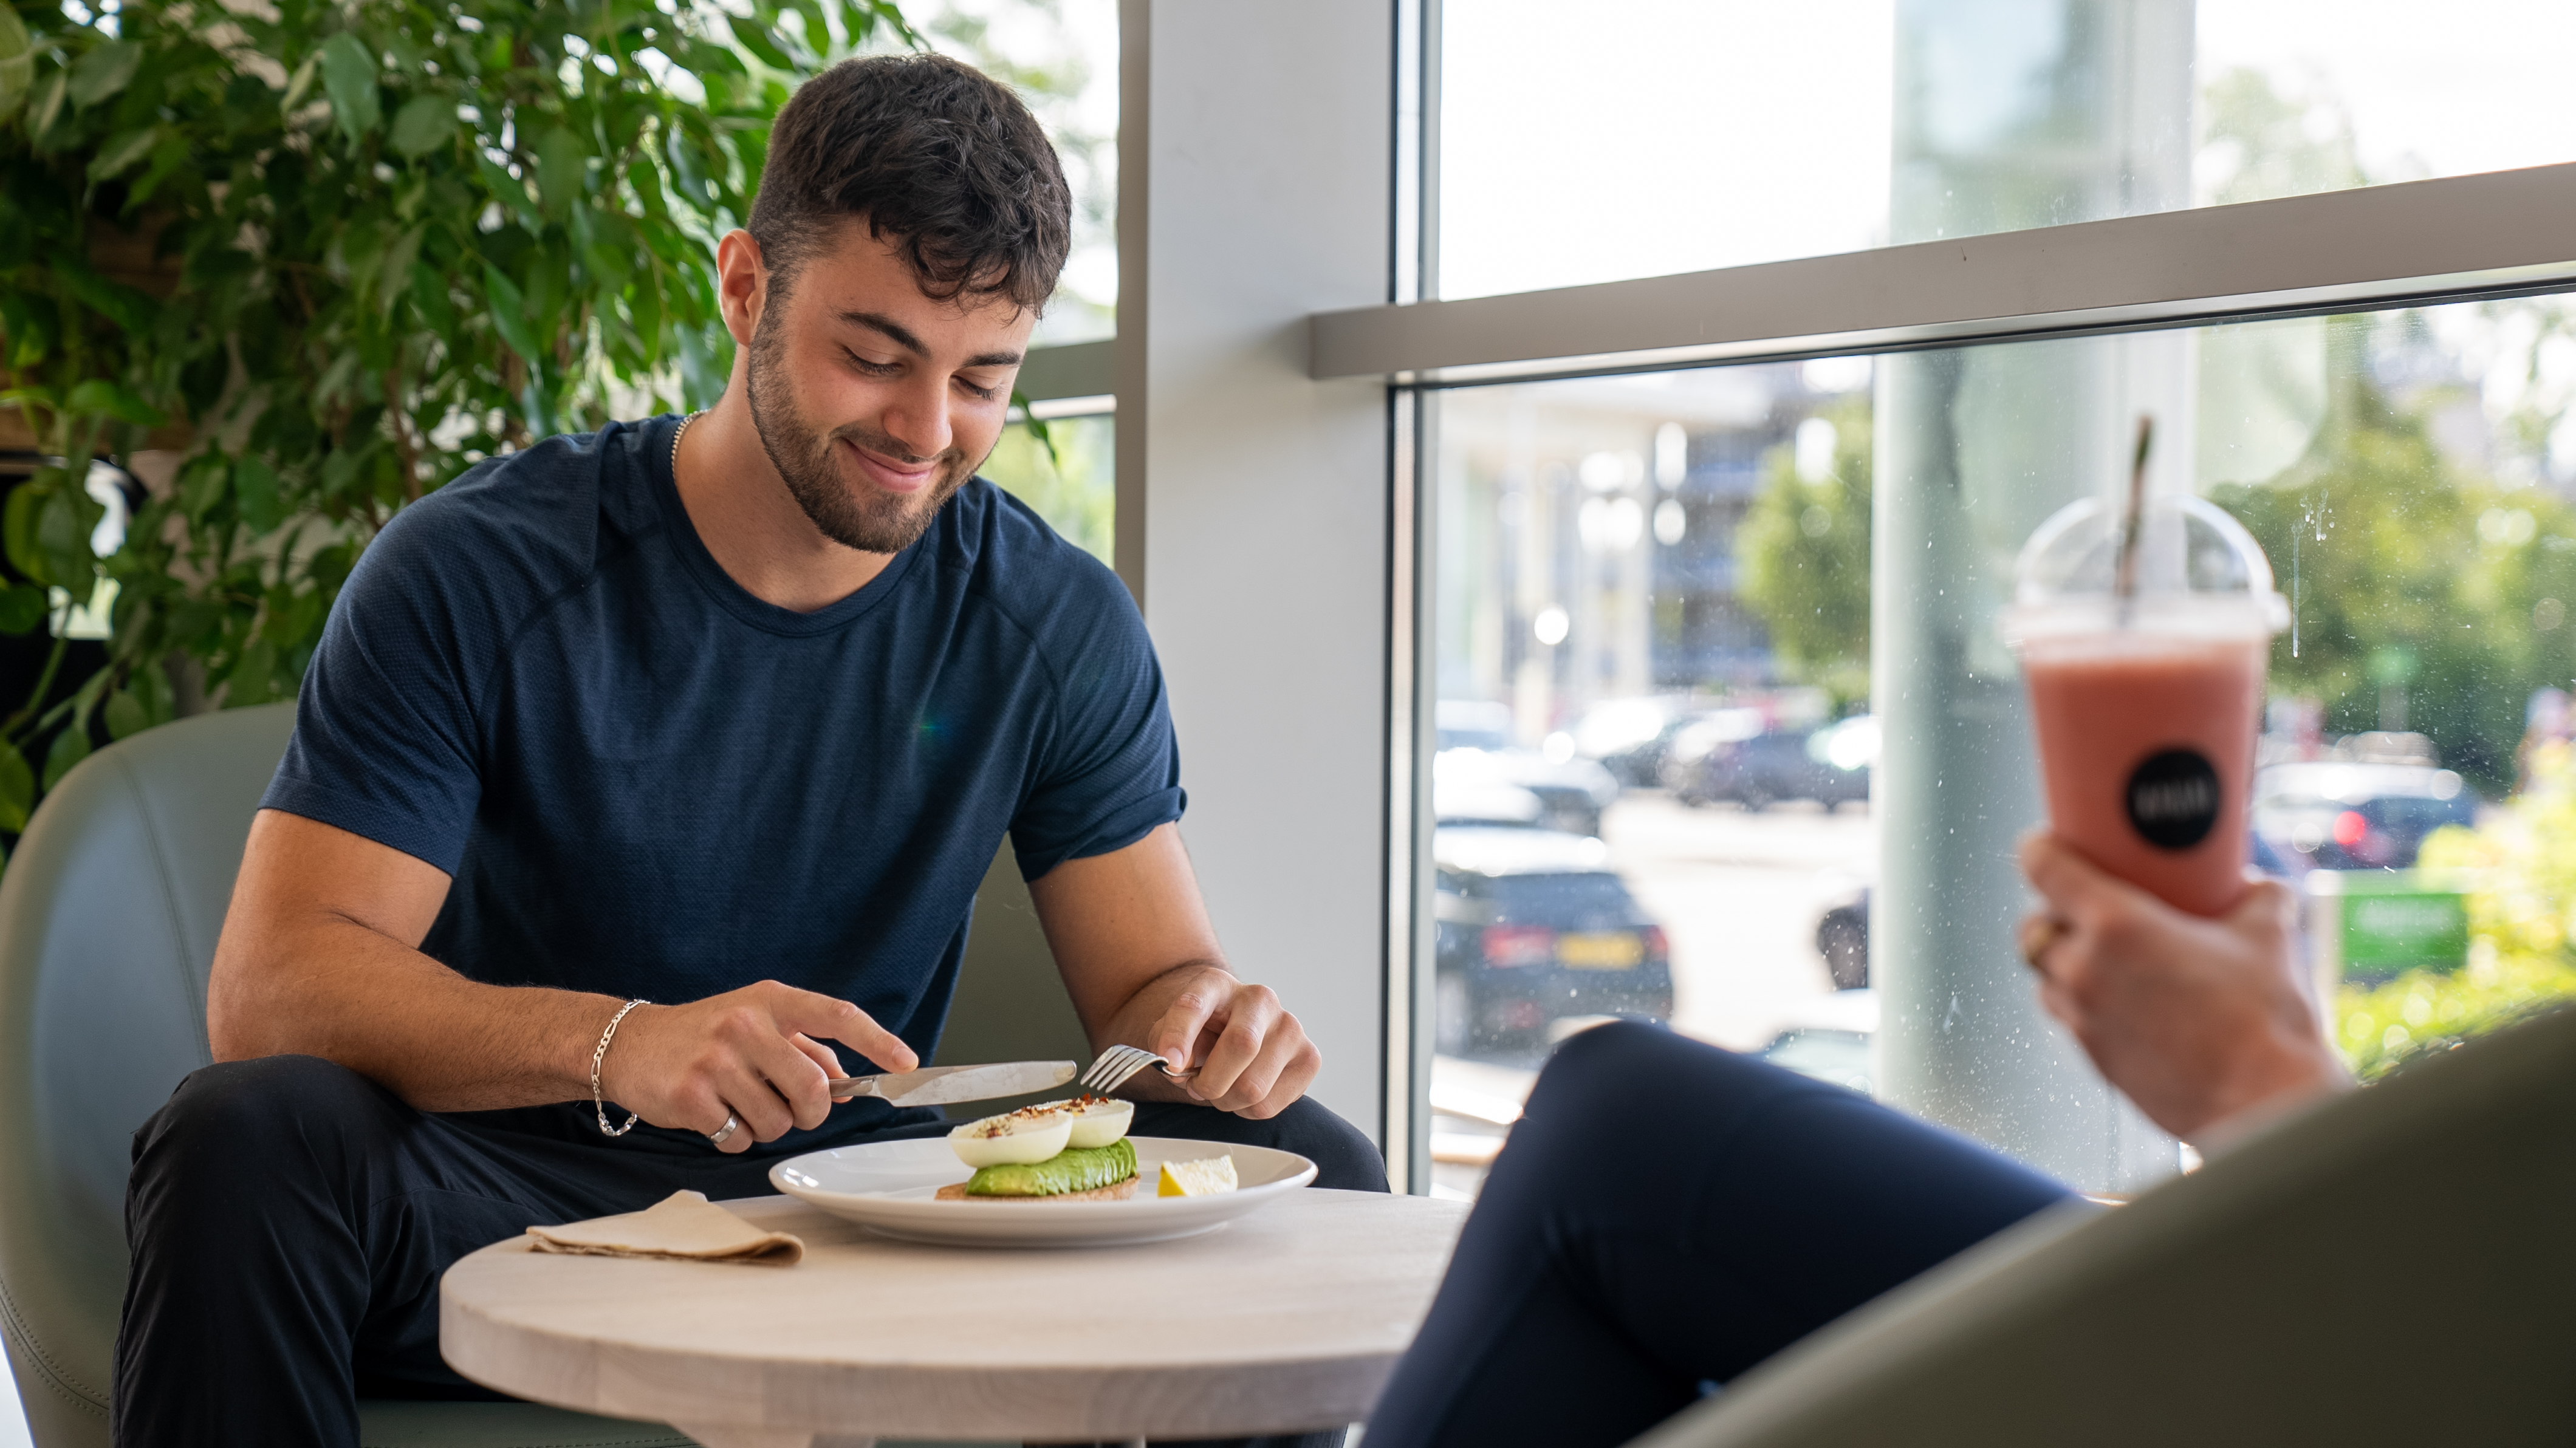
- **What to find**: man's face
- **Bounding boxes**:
[740,224,1035,555]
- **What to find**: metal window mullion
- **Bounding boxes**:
[1311,162,2576,382]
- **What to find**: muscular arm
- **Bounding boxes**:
[1028,822,1321,1119]
[205,809,916,1150]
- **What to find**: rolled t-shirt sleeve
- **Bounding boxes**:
[259,505,492,876]
[1009,581,1187,881]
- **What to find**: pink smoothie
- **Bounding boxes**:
[2022,633,2267,918]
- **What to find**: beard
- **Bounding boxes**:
[743,313,973,555]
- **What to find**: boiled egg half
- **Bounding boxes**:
[948,1109,1074,1167]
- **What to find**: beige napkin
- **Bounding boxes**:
[526,1190,804,1266]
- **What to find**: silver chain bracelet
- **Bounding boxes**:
[590,999,650,1137]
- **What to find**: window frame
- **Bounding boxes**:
[1362,2,2576,1191]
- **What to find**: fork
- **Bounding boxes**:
[1078,1042,1201,1096]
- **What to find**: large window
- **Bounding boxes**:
[1434,0,2576,299]
[1423,294,2576,1197]
[1401,0,2576,1198]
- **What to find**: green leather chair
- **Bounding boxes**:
[1631,999,2576,1447]
[0,703,1087,1447]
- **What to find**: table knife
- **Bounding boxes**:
[825,1060,1076,1107]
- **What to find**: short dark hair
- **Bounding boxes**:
[750,54,1070,312]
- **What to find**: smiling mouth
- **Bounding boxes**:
[839,436,942,493]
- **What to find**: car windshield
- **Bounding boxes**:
[1468,872,1638,921]
[2371,796,2473,832]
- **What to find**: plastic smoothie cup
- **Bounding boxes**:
[2002,494,2289,918]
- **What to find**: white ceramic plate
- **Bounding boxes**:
[769,1136,1318,1248]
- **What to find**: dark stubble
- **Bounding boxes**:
[743,307,974,555]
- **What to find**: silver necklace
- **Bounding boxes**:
[670,409,701,476]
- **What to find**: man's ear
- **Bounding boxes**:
[715,230,769,347]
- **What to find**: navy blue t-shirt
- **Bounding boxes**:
[262,415,1182,1150]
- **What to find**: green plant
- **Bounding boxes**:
[0,0,923,840]
[1738,395,1873,706]
[2337,740,2576,1080]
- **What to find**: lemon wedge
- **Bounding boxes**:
[1157,1155,1239,1197]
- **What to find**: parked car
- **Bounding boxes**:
[2252,760,2478,873]
[1814,881,1870,991]
[1436,700,1622,836]
[1809,822,2298,998]
[1757,989,1880,1096]
[1572,695,1701,788]
[1433,826,1672,1057]
[1676,715,1877,811]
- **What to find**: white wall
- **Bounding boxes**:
[1125,0,1396,1140]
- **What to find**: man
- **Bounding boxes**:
[1363,833,2350,1448]
[114,53,1380,1447]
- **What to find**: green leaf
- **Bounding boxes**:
[535,127,587,218]
[233,456,284,533]
[388,92,453,158]
[55,260,156,333]
[28,69,67,142]
[225,638,278,707]
[281,51,319,111]
[3,482,48,586]
[103,689,147,741]
[65,379,165,427]
[41,726,89,793]
[676,321,731,411]
[1012,389,1064,474]
[89,126,162,183]
[67,40,141,109]
[0,55,33,126]
[0,583,46,635]
[725,15,794,69]
[178,454,228,521]
[481,265,544,364]
[0,7,32,122]
[132,662,173,728]
[476,154,539,227]
[0,745,30,835]
[35,490,95,589]
[318,33,382,145]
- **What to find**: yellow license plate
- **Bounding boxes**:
[1556,932,1643,969]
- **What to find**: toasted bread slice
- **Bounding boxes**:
[936,1174,1140,1203]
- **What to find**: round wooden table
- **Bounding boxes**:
[440,1189,1468,1447]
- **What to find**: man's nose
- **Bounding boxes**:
[878,373,954,462]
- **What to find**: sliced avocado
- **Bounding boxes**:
[963,1138,1139,1197]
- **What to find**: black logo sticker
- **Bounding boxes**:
[2126,749,2221,850]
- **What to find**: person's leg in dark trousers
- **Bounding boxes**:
[112,1054,815,1447]
[1365,1022,2078,1448]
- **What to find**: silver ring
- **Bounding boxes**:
[707,1113,740,1146]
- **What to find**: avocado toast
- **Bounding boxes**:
[935,1139,1140,1201]
[936,1096,1142,1201]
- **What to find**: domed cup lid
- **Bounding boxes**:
[2001,493,2289,646]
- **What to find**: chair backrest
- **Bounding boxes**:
[0,703,298,1446]
[1631,1002,2576,1447]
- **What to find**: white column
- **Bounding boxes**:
[1874,0,2194,1193]
[1119,0,1396,1143]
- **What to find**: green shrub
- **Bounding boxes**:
[2338,741,2576,1079]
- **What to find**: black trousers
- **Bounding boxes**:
[114,1054,1387,1448]
[1365,1022,2079,1448]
